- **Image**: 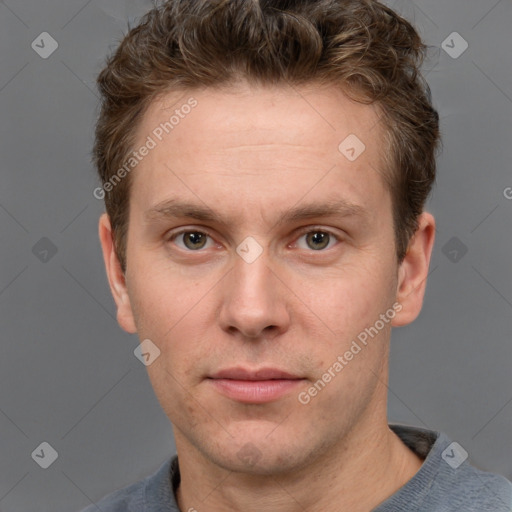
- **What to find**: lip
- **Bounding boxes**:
[207,367,305,404]
[209,367,302,381]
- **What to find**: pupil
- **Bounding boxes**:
[309,232,328,250]
[186,232,205,249]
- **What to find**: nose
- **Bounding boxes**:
[217,245,291,340]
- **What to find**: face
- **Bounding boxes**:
[100,82,432,475]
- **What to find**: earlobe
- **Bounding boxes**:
[392,212,436,327]
[98,213,137,334]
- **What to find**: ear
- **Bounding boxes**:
[98,213,137,334]
[392,211,436,327]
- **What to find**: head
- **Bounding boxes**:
[96,0,439,475]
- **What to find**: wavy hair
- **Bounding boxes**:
[94,0,440,272]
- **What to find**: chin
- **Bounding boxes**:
[203,435,317,476]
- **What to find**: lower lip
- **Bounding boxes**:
[208,378,304,403]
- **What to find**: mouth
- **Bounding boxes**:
[207,367,305,404]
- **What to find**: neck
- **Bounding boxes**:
[174,417,423,512]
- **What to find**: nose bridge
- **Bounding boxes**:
[219,237,289,338]
[231,238,275,306]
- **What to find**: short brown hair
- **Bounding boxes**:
[94,0,440,273]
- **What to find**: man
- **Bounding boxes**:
[84,0,512,510]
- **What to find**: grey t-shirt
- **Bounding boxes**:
[79,424,512,511]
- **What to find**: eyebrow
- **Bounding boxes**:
[143,197,370,228]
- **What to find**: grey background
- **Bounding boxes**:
[0,0,511,510]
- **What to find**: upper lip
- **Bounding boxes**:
[209,367,302,380]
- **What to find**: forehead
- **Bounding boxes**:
[138,81,383,154]
[129,82,389,223]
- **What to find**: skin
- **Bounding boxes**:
[99,81,436,512]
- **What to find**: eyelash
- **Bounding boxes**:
[167,226,342,253]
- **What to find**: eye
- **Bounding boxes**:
[169,230,214,251]
[295,229,340,251]
[167,227,341,253]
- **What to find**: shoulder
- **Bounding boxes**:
[448,463,512,511]
[77,477,146,512]
[386,425,512,511]
[431,433,512,510]
[76,456,177,512]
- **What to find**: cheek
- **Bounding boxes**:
[296,259,394,342]
[128,258,198,335]
[128,263,220,379]
[145,361,204,428]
